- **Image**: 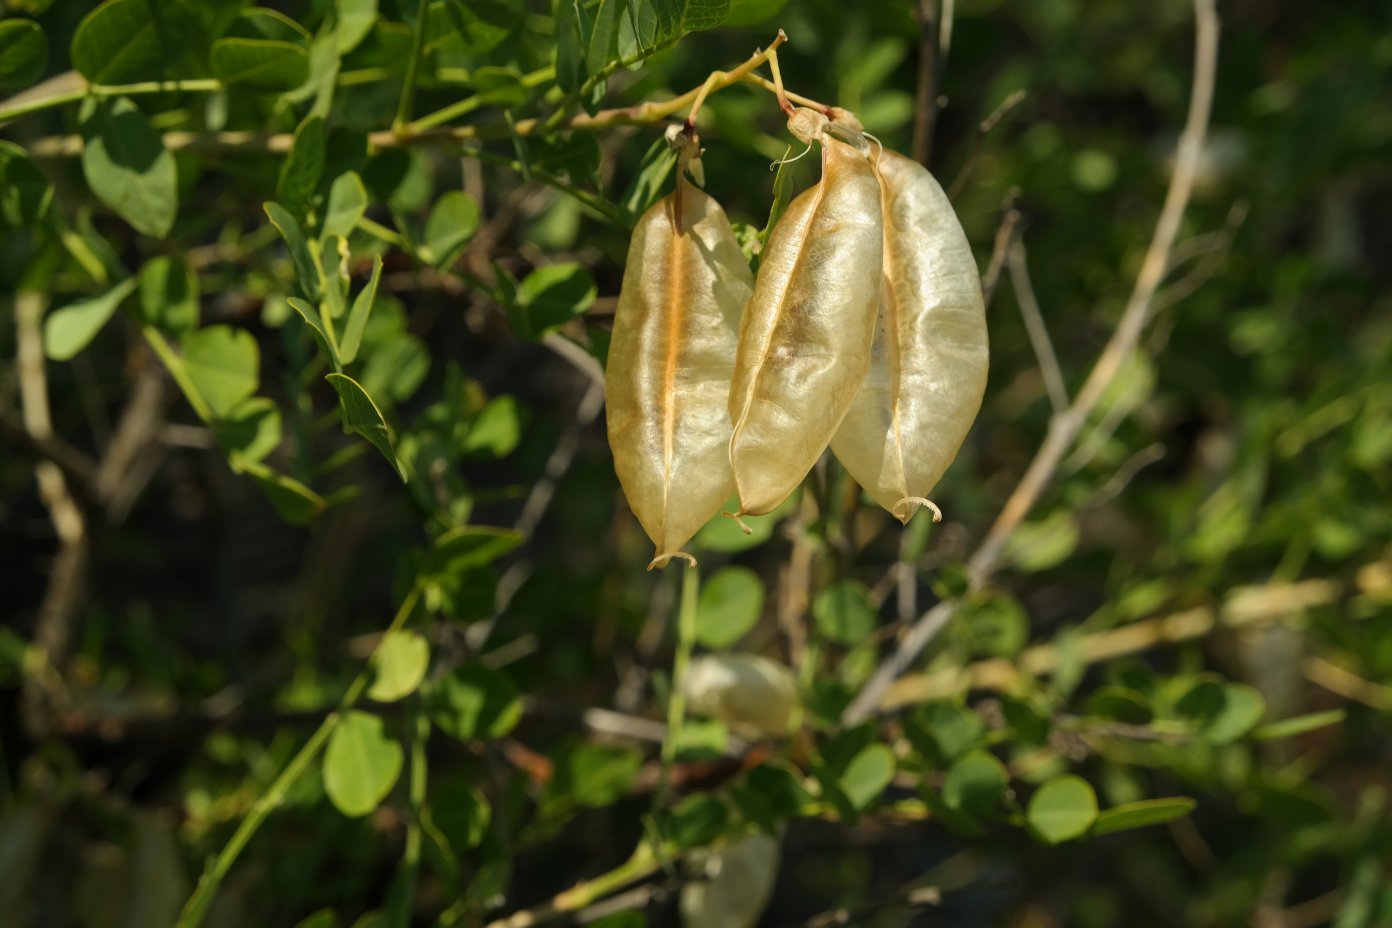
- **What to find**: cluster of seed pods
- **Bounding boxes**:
[605,108,989,569]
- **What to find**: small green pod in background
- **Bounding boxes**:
[605,138,753,568]
[727,108,884,517]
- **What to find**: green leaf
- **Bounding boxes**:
[137,256,199,334]
[286,296,339,369]
[461,395,524,458]
[0,20,47,90]
[432,777,491,853]
[226,7,312,44]
[337,0,378,54]
[247,467,327,524]
[339,253,381,365]
[838,743,895,810]
[71,0,193,84]
[760,147,798,253]
[545,743,643,811]
[430,665,522,742]
[214,396,281,464]
[323,171,368,241]
[587,0,622,73]
[420,190,480,268]
[324,710,403,818]
[1086,685,1153,725]
[325,372,406,482]
[695,566,764,649]
[1004,510,1079,572]
[43,278,137,361]
[294,910,340,928]
[210,38,310,92]
[724,0,789,26]
[368,631,430,703]
[942,750,1008,818]
[277,115,326,221]
[1252,708,1345,741]
[693,492,797,554]
[183,325,260,418]
[812,580,878,645]
[666,795,728,849]
[652,0,729,37]
[959,592,1028,658]
[1027,775,1098,844]
[424,526,522,577]
[80,97,177,238]
[1176,678,1266,744]
[553,0,587,93]
[1090,797,1196,836]
[0,141,52,228]
[265,202,321,302]
[620,136,678,222]
[904,702,986,765]
[514,262,596,335]
[426,0,516,55]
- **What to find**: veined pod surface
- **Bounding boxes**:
[727,109,884,516]
[830,145,989,523]
[605,155,753,569]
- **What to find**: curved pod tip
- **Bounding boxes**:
[648,551,699,571]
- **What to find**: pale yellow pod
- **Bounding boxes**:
[830,147,989,523]
[606,171,753,569]
[727,116,884,516]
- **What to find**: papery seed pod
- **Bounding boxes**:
[606,139,753,569]
[680,830,782,928]
[727,108,884,517]
[683,653,800,738]
[829,143,989,523]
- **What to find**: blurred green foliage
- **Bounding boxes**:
[1,0,1391,926]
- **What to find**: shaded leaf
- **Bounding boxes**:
[210,38,310,92]
[514,262,595,335]
[0,20,47,90]
[80,97,177,238]
[424,526,522,577]
[265,202,321,302]
[277,115,325,220]
[71,0,194,84]
[337,0,377,53]
[326,372,406,481]
[430,665,522,741]
[942,750,1008,818]
[812,581,878,644]
[838,743,895,811]
[137,255,199,334]
[461,395,523,458]
[214,396,281,463]
[420,190,480,268]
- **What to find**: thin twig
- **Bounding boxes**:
[842,0,1221,726]
[979,192,1021,308]
[1007,240,1069,414]
[911,0,941,165]
[948,89,1027,200]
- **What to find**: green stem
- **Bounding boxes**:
[393,0,432,134]
[177,586,423,928]
[410,66,555,133]
[391,702,431,925]
[656,567,699,806]
[0,78,221,124]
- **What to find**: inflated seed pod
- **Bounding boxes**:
[829,143,989,523]
[727,109,884,516]
[605,140,753,569]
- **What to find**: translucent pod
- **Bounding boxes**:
[605,146,753,569]
[683,653,800,739]
[727,109,884,516]
[680,830,782,928]
[830,146,989,523]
